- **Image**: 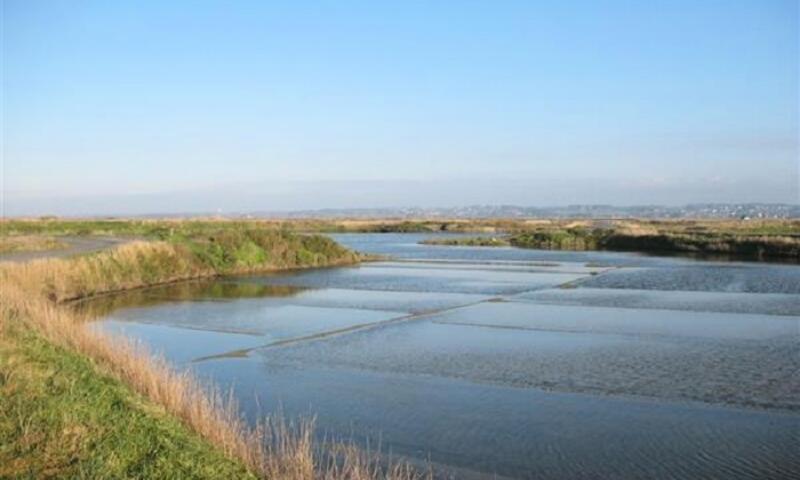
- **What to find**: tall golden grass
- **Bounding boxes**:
[0,242,428,479]
[2,241,213,303]
[0,235,66,253]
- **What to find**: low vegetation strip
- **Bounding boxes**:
[0,225,424,479]
[420,225,800,259]
[509,229,800,258]
[420,237,510,247]
[0,218,507,236]
[0,235,67,254]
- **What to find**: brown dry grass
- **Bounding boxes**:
[0,235,67,253]
[2,241,213,303]
[0,242,428,479]
[613,222,661,236]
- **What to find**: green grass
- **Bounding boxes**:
[0,326,256,479]
[0,221,360,269]
[1,219,159,237]
[176,228,357,274]
[510,229,602,250]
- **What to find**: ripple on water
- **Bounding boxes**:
[516,287,800,316]
[198,359,800,480]
[580,264,800,294]
[258,311,800,412]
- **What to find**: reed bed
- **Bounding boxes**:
[0,235,67,254]
[2,241,213,302]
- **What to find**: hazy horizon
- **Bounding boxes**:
[3,1,799,216]
[3,178,799,218]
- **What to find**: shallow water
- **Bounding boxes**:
[579,263,800,294]
[91,234,800,479]
[517,287,800,316]
[199,362,800,480]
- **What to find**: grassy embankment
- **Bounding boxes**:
[421,220,800,259]
[0,224,420,479]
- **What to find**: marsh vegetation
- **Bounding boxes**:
[0,235,66,253]
[416,219,800,259]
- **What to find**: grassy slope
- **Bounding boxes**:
[0,226,361,479]
[0,327,256,479]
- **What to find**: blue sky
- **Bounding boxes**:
[3,0,798,215]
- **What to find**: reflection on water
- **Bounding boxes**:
[101,319,267,364]
[85,233,800,479]
[245,261,588,295]
[73,280,307,320]
[100,300,402,360]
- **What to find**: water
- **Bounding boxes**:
[85,233,800,479]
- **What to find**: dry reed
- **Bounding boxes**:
[1,241,213,303]
[0,235,66,253]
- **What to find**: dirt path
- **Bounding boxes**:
[0,236,134,263]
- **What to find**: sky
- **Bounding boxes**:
[2,0,798,215]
